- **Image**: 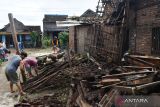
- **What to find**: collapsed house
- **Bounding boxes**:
[15,0,160,107]
[69,0,160,62]
[16,51,160,107]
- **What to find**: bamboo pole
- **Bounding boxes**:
[8,13,20,54]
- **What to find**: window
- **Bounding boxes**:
[152,27,160,55]
[25,35,31,41]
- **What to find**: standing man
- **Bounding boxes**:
[5,52,27,95]
[18,42,24,52]
[52,36,59,54]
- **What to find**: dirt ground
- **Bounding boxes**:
[0,48,52,107]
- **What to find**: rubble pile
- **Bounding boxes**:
[16,54,160,107]
[79,54,160,107]
[67,54,160,107]
[15,55,102,106]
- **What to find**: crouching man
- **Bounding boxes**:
[21,57,38,77]
[5,52,27,95]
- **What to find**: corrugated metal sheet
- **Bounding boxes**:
[56,21,82,27]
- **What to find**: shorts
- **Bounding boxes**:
[25,64,37,73]
[53,45,57,49]
[25,64,31,73]
[5,69,19,84]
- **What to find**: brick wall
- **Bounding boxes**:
[130,0,160,55]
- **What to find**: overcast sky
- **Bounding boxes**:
[0,0,98,29]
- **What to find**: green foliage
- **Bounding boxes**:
[58,32,69,49]
[0,59,2,65]
[42,35,52,48]
[30,31,39,48]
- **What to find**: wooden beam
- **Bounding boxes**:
[100,79,121,85]
[114,81,160,93]
[136,81,160,91]
[102,71,155,78]
[0,32,30,35]
[101,75,151,89]
[114,86,135,94]
[122,66,153,70]
[126,55,156,67]
[8,13,20,54]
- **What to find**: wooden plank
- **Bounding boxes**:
[102,71,155,78]
[114,81,160,94]
[122,66,153,70]
[129,55,160,66]
[100,79,121,85]
[136,81,160,91]
[114,86,135,94]
[126,55,156,67]
[99,89,118,107]
[101,74,154,89]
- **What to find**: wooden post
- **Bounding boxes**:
[8,13,20,54]
[67,40,72,67]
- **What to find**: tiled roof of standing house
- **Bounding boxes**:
[0,18,41,33]
[25,26,41,33]
[0,18,26,32]
[43,14,68,22]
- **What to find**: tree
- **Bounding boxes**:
[30,31,39,48]
[41,35,52,48]
[58,31,69,49]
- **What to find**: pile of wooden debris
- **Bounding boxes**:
[15,54,160,107]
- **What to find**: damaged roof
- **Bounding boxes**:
[80,9,97,17]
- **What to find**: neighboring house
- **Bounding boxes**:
[43,14,68,39]
[69,24,94,54]
[0,18,41,48]
[69,9,97,54]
